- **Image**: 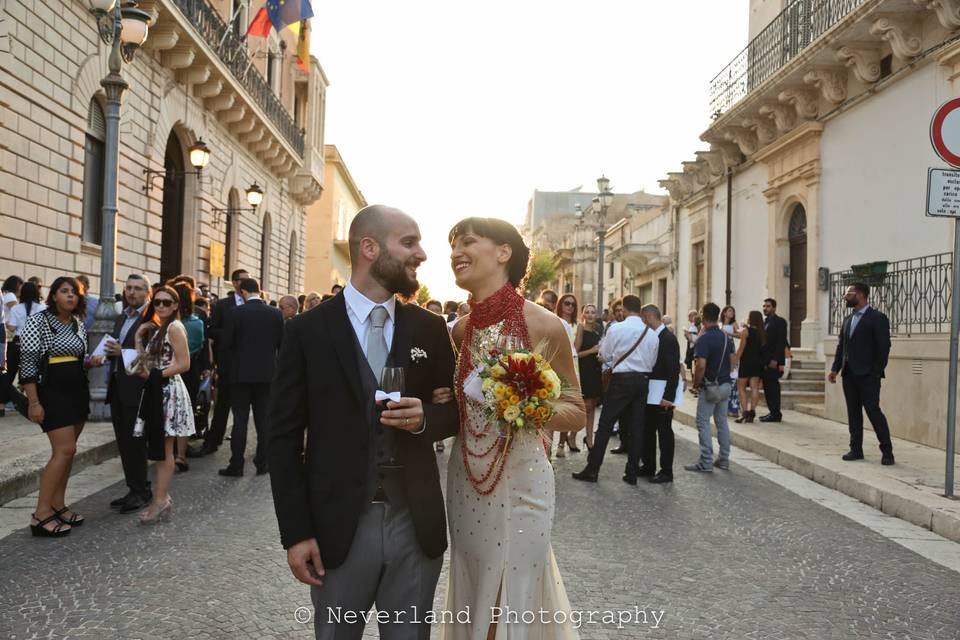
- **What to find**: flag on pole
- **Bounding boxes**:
[245,7,271,38]
[266,0,313,33]
[293,20,310,72]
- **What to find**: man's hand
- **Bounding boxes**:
[432,387,454,404]
[104,340,122,357]
[659,400,674,409]
[381,397,424,432]
[287,538,324,587]
[768,359,778,369]
[828,371,838,384]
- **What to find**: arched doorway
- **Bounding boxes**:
[160,131,185,281]
[788,204,807,348]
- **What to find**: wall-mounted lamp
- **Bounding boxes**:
[143,138,211,192]
[211,182,264,226]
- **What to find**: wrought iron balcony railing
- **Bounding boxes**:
[828,253,953,336]
[709,0,868,117]
[170,0,305,156]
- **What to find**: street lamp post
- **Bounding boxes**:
[86,0,150,419]
[595,175,613,311]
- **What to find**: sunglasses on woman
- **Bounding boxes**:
[154,299,175,308]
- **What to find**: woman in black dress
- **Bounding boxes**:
[734,310,766,423]
[20,277,105,537]
[577,304,603,449]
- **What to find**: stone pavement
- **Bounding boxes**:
[673,397,960,543]
[1,431,959,639]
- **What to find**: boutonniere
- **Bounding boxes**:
[410,347,428,363]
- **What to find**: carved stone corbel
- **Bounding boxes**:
[241,126,265,145]
[144,24,178,51]
[682,160,711,187]
[195,77,223,99]
[251,136,273,153]
[741,115,777,145]
[760,102,797,133]
[667,171,695,195]
[658,178,684,201]
[915,0,960,30]
[221,105,247,125]
[709,141,743,169]
[803,68,848,104]
[695,150,726,177]
[723,126,759,156]
[206,92,235,113]
[261,144,281,162]
[177,64,211,88]
[870,16,923,59]
[232,116,257,136]
[775,89,817,122]
[835,45,882,83]
[160,44,195,70]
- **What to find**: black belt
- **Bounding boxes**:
[613,372,649,378]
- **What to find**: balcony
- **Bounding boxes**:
[605,243,666,273]
[709,0,869,116]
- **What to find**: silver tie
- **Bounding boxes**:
[366,305,389,384]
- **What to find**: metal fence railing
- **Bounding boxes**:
[169,0,305,156]
[709,0,868,116]
[828,253,953,336]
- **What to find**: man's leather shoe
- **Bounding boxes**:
[219,466,243,477]
[881,454,895,466]
[622,474,637,486]
[255,465,269,476]
[571,468,598,483]
[110,491,134,509]
[758,414,782,423]
[842,450,865,461]
[649,472,673,484]
[636,466,656,478]
[186,445,216,458]
[610,447,628,454]
[119,490,152,514]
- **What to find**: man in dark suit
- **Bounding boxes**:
[218,278,284,477]
[760,297,788,422]
[637,304,680,484]
[829,282,894,465]
[269,205,459,639]
[103,274,152,512]
[190,268,248,457]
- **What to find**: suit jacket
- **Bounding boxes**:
[650,327,681,401]
[268,292,460,567]
[762,313,788,365]
[208,293,239,380]
[831,306,890,378]
[105,309,146,407]
[221,298,284,385]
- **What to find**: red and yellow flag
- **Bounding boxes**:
[290,19,311,72]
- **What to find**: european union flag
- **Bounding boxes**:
[265,0,313,33]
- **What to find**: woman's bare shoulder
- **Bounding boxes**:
[523,301,565,344]
[450,315,468,348]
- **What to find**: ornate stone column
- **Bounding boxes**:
[801,170,822,353]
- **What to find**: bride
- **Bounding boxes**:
[438,217,586,640]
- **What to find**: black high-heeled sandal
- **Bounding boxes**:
[31,512,71,537]
[175,459,190,472]
[53,505,84,527]
[745,410,756,423]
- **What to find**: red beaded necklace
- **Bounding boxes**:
[456,282,531,495]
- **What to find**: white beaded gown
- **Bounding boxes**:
[441,309,579,640]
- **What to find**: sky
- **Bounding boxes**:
[311,1,748,302]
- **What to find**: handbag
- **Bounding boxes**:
[702,334,731,403]
[601,327,650,393]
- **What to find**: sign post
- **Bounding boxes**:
[929,98,960,498]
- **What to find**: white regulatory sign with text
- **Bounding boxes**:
[926,168,960,218]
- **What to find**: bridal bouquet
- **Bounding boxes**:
[477,347,565,434]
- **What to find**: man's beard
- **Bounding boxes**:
[371,252,419,298]
[845,298,857,308]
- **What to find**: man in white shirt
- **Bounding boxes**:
[573,294,659,484]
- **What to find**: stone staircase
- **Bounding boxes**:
[759,348,827,417]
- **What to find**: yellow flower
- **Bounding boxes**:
[543,370,562,399]
[509,395,520,405]
[503,405,520,422]
[490,364,506,379]
[523,405,536,417]
[497,399,509,413]
[511,352,532,364]
[536,388,548,400]
[537,406,550,419]
[494,384,506,399]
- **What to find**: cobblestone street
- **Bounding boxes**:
[1,432,958,640]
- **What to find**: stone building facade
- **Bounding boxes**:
[0,0,325,299]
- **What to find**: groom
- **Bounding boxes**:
[269,205,460,639]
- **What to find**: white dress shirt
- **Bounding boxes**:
[599,315,659,373]
[234,292,245,306]
[343,281,396,357]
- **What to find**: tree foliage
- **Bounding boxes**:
[524,249,560,298]
[415,285,432,306]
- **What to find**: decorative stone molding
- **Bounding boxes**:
[194,77,223,99]
[695,150,726,177]
[775,90,816,122]
[803,68,848,104]
[667,171,695,194]
[742,115,777,145]
[870,16,922,59]
[915,0,960,30]
[723,126,759,156]
[682,161,709,187]
[658,178,685,201]
[160,44,196,70]
[709,141,743,169]
[835,44,882,83]
[760,103,794,135]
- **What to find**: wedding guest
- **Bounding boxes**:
[554,293,582,457]
[573,295,658,483]
[192,268,247,457]
[303,291,322,310]
[682,310,700,383]
[1,276,21,396]
[219,278,283,477]
[577,304,603,450]
[74,275,99,332]
[639,304,679,483]
[662,315,674,334]
[720,306,741,419]
[27,276,43,299]
[2,280,40,411]
[297,294,306,313]
[173,283,206,472]
[604,300,624,334]
[20,277,105,536]
[829,282,895,465]
[685,303,735,473]
[133,286,194,524]
[457,302,470,318]
[443,300,459,323]
[331,284,343,296]
[734,311,765,424]
[278,295,299,321]
[103,275,152,512]
[537,289,558,313]
[424,299,443,316]
[760,298,788,422]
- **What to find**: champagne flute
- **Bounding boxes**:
[496,335,520,354]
